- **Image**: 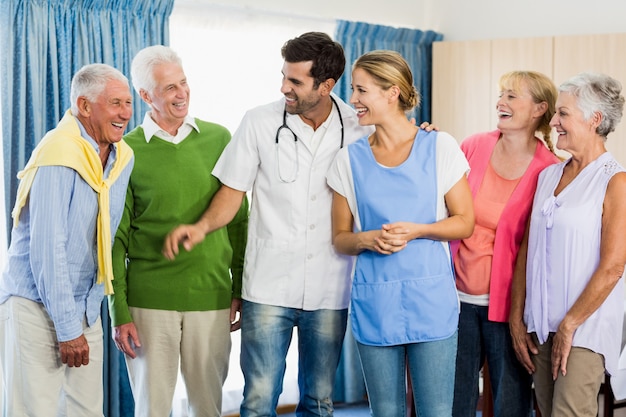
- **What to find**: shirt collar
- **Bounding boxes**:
[74,116,118,173]
[141,111,199,143]
[75,117,117,157]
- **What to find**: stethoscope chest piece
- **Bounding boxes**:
[275,96,344,183]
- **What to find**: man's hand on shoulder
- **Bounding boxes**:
[419,121,439,132]
[59,334,90,367]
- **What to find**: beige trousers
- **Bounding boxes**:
[125,307,231,417]
[531,332,605,417]
[0,296,104,417]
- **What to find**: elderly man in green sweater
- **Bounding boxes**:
[108,45,248,417]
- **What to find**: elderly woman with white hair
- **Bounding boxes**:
[509,72,626,417]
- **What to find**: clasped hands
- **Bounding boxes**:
[371,222,415,255]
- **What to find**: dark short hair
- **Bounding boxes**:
[281,32,346,88]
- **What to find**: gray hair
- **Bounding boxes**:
[70,63,129,115]
[559,72,624,138]
[130,45,183,95]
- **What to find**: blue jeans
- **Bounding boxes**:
[452,302,532,417]
[239,300,348,417]
[356,331,458,417]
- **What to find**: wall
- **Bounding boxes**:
[174,0,430,32]
[427,0,626,41]
[431,33,626,165]
[184,0,626,41]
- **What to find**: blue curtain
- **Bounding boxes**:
[332,20,444,405]
[335,20,443,124]
[0,0,174,415]
[333,318,367,404]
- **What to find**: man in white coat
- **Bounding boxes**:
[162,32,372,416]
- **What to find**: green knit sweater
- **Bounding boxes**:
[108,119,248,326]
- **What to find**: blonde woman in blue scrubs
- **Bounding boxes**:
[327,50,474,417]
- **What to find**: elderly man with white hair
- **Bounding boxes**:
[0,63,134,416]
[108,45,248,417]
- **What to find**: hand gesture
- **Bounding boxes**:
[510,319,537,374]
[551,327,574,380]
[230,298,242,332]
[162,224,206,260]
[113,322,141,359]
[59,334,90,367]
[419,121,439,132]
[373,223,412,254]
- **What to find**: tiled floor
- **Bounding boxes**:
[280,403,369,417]
[278,396,626,417]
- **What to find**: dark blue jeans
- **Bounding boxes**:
[452,302,532,417]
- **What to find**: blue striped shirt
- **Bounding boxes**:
[0,120,133,342]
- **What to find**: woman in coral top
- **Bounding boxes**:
[451,71,560,417]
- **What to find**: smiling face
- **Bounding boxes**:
[280,61,324,116]
[550,91,596,153]
[496,81,546,134]
[78,78,133,150]
[141,62,190,134]
[349,67,389,126]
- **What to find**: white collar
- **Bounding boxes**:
[141,112,199,143]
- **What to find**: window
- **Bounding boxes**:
[169,3,336,133]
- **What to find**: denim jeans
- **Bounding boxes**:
[452,302,532,417]
[356,331,458,417]
[239,300,348,417]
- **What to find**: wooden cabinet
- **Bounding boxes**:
[432,36,552,142]
[553,34,626,163]
[432,40,491,142]
[489,38,553,129]
[432,33,626,166]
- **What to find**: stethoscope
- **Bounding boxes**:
[275,96,344,183]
